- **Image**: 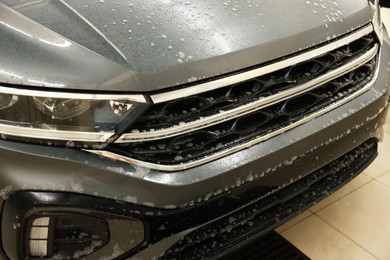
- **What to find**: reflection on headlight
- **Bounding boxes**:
[0,93,18,110]
[0,85,147,145]
[33,97,90,120]
[110,100,133,117]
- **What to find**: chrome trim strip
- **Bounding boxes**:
[370,3,383,45]
[151,25,373,104]
[0,85,147,103]
[87,56,381,171]
[117,43,379,143]
[0,125,113,142]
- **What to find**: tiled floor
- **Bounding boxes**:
[277,8,390,259]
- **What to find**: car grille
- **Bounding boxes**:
[106,26,379,170]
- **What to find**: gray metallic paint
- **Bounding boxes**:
[0,0,374,92]
[0,0,387,208]
[0,1,389,258]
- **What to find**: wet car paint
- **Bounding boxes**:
[0,0,373,92]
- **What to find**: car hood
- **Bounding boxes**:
[0,0,373,92]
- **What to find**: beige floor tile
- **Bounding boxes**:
[375,170,390,188]
[384,123,390,134]
[275,210,312,233]
[317,181,390,260]
[386,108,390,124]
[310,173,372,213]
[364,132,390,179]
[383,106,390,133]
[382,7,390,135]
[387,110,390,124]
[384,112,390,134]
[281,215,376,260]
[382,8,390,30]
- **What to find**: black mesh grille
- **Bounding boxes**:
[108,33,378,165]
[130,34,375,131]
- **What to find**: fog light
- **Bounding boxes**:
[26,213,109,259]
[29,217,50,257]
[2,192,147,259]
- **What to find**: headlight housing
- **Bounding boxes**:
[0,84,148,147]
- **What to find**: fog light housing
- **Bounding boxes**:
[2,192,147,259]
[26,213,109,259]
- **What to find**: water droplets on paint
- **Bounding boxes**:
[0,186,13,200]
[178,51,186,59]
[187,76,197,82]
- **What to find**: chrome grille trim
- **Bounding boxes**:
[117,42,378,143]
[87,56,381,172]
[151,25,373,104]
[86,24,381,171]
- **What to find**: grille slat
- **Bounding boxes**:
[108,30,379,168]
[131,34,374,133]
[110,60,376,165]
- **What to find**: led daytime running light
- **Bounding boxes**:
[0,85,147,144]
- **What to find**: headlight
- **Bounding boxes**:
[0,84,148,146]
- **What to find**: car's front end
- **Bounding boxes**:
[0,0,389,259]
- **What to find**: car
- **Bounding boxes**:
[0,0,389,259]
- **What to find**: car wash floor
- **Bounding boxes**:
[275,8,390,260]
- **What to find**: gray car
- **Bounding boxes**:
[0,0,389,259]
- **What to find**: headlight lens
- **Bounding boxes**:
[0,93,18,110]
[32,97,91,120]
[0,85,148,146]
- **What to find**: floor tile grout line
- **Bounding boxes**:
[367,166,390,180]
[309,174,373,214]
[281,175,374,232]
[283,214,379,260]
[276,212,313,233]
[310,177,375,214]
[373,175,390,190]
[313,207,380,260]
[375,168,390,178]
